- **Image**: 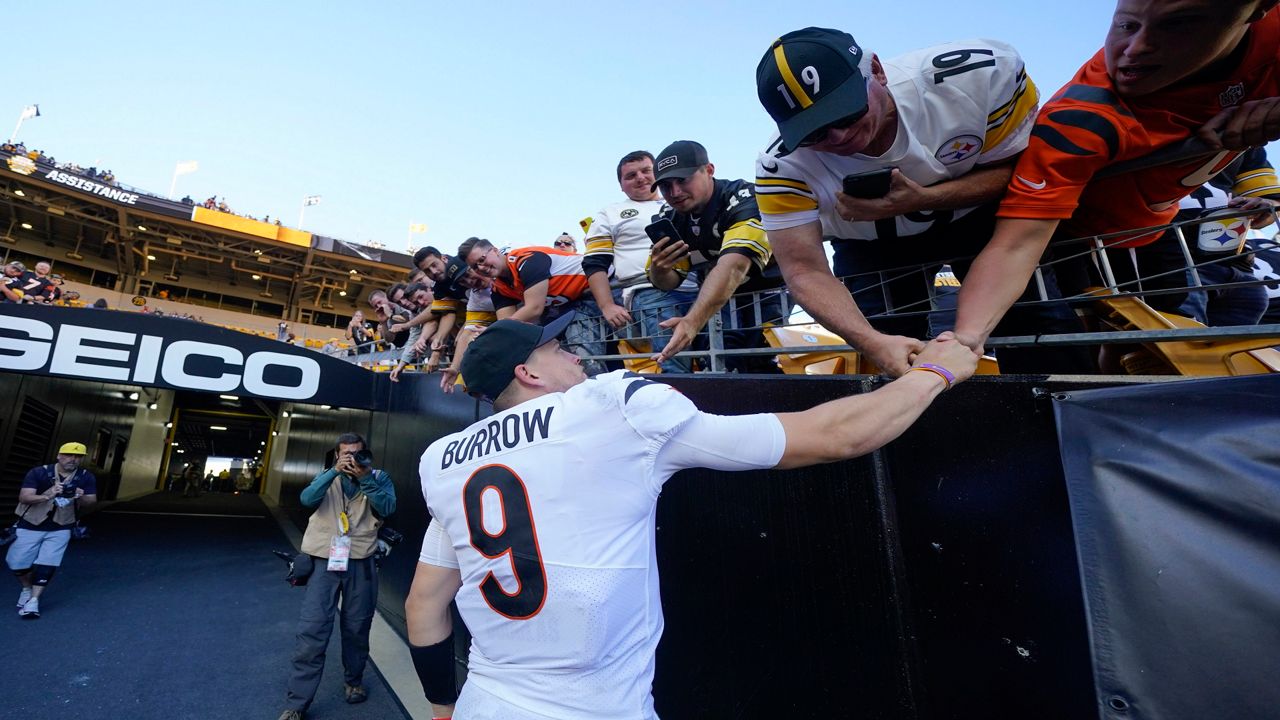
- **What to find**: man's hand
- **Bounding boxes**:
[600,303,631,329]
[835,169,932,222]
[1227,195,1280,229]
[911,332,980,386]
[952,331,987,359]
[652,315,701,364]
[48,480,64,499]
[334,456,354,475]
[74,488,85,499]
[860,332,927,378]
[413,334,430,354]
[1199,99,1280,151]
[649,236,690,274]
[425,351,442,374]
[389,364,405,383]
[389,323,407,334]
[439,367,460,393]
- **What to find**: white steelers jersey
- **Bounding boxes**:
[755,39,1039,241]
[418,371,786,719]
[584,198,699,293]
[463,285,496,329]
[585,198,662,287]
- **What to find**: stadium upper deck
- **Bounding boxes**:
[0,147,412,327]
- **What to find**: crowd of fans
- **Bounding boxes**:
[334,5,1280,391]
[1,142,116,184]
[9,3,1280,389]
[182,194,284,226]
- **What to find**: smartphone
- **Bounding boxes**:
[645,218,682,245]
[842,168,895,199]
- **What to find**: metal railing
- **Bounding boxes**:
[345,206,1279,376]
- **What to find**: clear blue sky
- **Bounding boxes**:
[10,0,1121,255]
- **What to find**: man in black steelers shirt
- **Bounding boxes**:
[646,140,785,373]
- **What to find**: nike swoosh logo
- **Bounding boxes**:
[761,160,779,173]
[1016,175,1046,190]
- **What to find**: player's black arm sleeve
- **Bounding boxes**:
[410,635,459,705]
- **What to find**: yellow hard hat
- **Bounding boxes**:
[58,442,88,455]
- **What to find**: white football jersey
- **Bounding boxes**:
[755,39,1039,241]
[585,198,699,294]
[418,371,786,719]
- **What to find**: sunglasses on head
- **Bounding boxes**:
[797,107,869,148]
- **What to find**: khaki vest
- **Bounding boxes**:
[300,475,381,560]
[14,466,79,527]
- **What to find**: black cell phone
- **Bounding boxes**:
[842,168,895,199]
[645,218,681,245]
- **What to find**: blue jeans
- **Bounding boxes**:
[1178,260,1268,327]
[630,287,698,373]
[565,294,619,376]
[710,289,787,374]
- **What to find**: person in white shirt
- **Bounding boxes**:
[583,150,701,373]
[404,312,977,719]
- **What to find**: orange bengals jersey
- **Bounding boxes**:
[492,246,589,313]
[998,8,1280,246]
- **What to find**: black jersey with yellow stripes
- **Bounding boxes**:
[657,178,780,291]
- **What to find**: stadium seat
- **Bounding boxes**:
[764,323,877,375]
[1089,288,1280,375]
[616,339,661,374]
[764,323,1000,376]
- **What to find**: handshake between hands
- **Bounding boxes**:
[906,332,981,388]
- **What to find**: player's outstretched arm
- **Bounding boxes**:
[773,334,978,469]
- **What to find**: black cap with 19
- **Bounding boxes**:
[756,27,869,155]
[458,312,577,403]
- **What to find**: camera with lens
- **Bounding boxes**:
[377,526,403,546]
[352,448,374,468]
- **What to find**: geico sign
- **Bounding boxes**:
[0,318,321,400]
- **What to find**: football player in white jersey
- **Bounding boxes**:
[405,312,978,719]
[754,27,1089,377]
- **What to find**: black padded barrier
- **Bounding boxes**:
[257,373,1131,718]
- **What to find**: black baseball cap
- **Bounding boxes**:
[756,28,869,155]
[650,140,710,191]
[459,312,577,402]
[443,256,469,289]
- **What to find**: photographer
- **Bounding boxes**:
[278,433,395,720]
[7,442,97,619]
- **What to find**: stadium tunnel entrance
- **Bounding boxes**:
[160,391,277,496]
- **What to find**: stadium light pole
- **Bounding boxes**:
[8,104,40,144]
[168,160,199,199]
[299,195,321,229]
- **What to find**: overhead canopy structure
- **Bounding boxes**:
[1,148,414,318]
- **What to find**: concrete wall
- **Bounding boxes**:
[116,389,175,499]
[0,374,170,504]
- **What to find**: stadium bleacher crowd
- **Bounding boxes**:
[7,2,1280,387]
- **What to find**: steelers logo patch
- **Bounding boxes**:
[935,135,983,165]
[620,209,639,219]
